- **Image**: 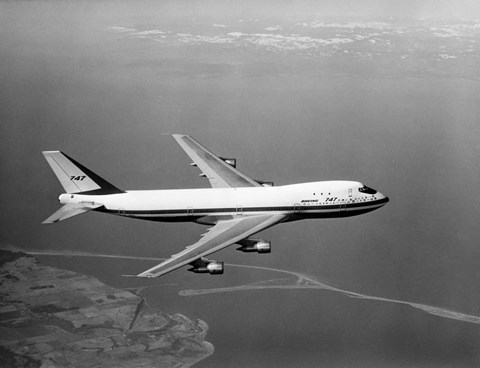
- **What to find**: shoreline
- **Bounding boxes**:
[0,250,213,368]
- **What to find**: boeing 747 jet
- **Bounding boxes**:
[42,134,389,278]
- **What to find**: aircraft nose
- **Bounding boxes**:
[377,192,389,205]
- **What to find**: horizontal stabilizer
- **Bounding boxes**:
[42,203,103,224]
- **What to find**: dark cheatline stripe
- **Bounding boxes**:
[98,197,388,217]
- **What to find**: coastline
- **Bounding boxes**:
[0,250,213,368]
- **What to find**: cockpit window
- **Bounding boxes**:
[358,186,377,195]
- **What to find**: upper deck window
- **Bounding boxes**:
[358,186,377,195]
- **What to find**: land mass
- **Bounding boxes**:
[0,250,213,368]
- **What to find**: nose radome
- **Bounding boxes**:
[377,192,389,204]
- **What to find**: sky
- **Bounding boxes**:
[189,0,480,18]
[1,1,480,367]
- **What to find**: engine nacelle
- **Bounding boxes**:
[236,239,271,254]
[220,157,236,168]
[188,259,224,275]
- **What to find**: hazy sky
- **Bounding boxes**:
[2,1,480,367]
[184,0,480,18]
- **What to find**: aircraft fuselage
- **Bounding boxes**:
[59,180,389,225]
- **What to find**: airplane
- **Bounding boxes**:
[42,134,389,278]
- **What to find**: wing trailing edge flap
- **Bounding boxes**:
[135,213,287,278]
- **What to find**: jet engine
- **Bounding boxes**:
[236,239,271,253]
[188,258,224,275]
[220,157,236,168]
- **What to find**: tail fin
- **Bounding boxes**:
[42,151,124,195]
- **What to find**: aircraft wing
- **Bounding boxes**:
[173,134,262,188]
[136,214,286,278]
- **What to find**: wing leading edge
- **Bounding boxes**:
[173,134,261,188]
[136,214,286,278]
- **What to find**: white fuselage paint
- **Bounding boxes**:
[59,180,389,224]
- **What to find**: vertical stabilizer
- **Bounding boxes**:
[42,151,124,195]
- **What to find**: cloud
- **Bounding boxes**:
[131,30,166,36]
[264,25,282,31]
[297,21,391,30]
[439,54,457,59]
[110,26,354,53]
[109,26,136,33]
[107,18,480,64]
[430,23,480,38]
